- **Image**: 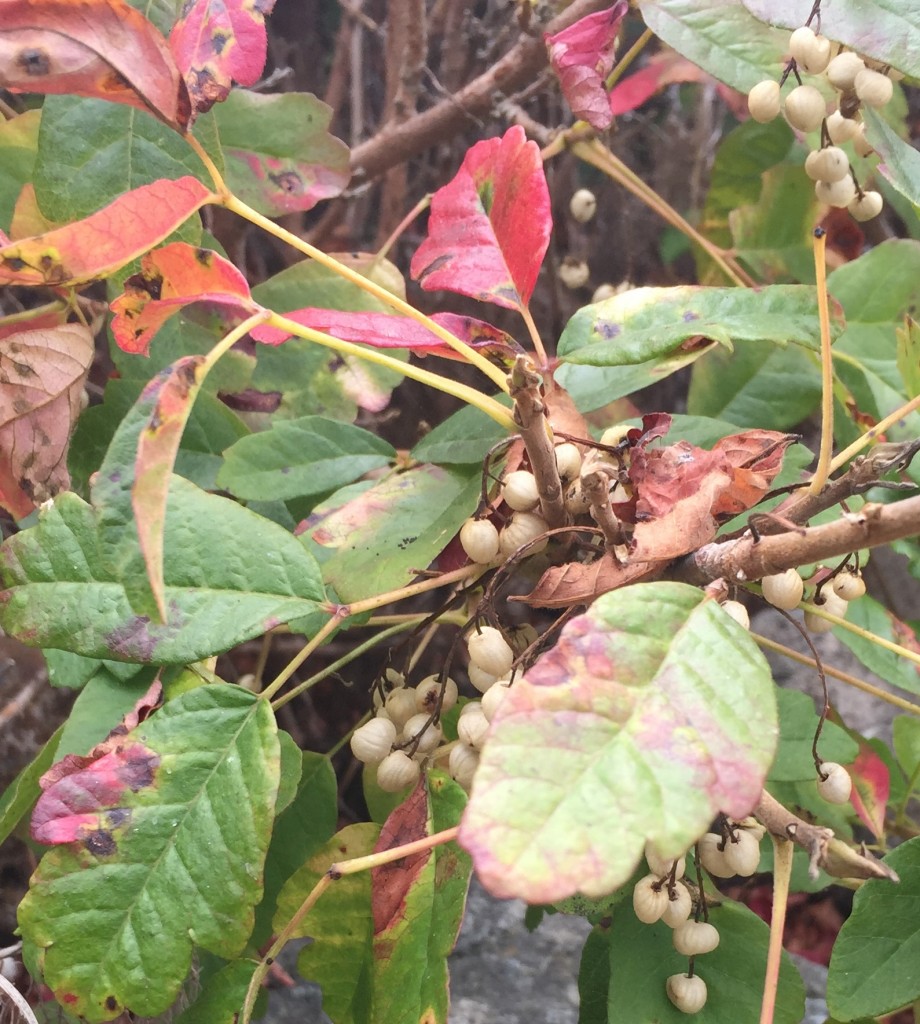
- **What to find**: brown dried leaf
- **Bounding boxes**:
[521,552,660,608]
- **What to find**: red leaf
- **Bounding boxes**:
[371,780,430,934]
[0,0,191,130]
[110,241,257,354]
[410,125,551,312]
[609,50,713,116]
[252,309,522,364]
[0,177,216,288]
[709,430,795,518]
[32,681,164,847]
[0,322,93,517]
[848,742,889,840]
[545,2,628,130]
[170,0,277,114]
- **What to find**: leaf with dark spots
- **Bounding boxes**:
[18,684,280,1020]
[252,308,523,365]
[0,0,191,130]
[110,241,258,355]
[410,126,551,313]
[169,0,277,113]
[545,2,628,130]
[0,177,215,287]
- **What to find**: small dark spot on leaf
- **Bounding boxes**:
[195,248,212,265]
[17,48,51,76]
[105,996,119,1012]
[3,256,27,272]
[13,398,31,415]
[106,807,131,828]
[83,829,117,857]
[595,320,620,340]
[682,311,699,322]
[211,31,230,53]
[119,751,160,791]
[268,170,304,195]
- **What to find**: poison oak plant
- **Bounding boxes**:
[2,1,920,1022]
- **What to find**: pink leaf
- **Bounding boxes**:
[410,125,551,312]
[608,49,747,118]
[252,309,522,364]
[848,742,890,840]
[546,2,628,130]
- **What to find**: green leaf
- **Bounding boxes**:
[175,961,258,1024]
[771,689,859,782]
[827,239,920,324]
[33,97,221,223]
[864,108,920,212]
[460,582,778,902]
[217,416,395,502]
[211,90,350,217]
[251,256,407,424]
[56,668,158,758]
[741,0,920,78]
[0,479,325,664]
[893,715,920,780]
[44,649,143,689]
[370,774,472,1024]
[832,596,920,696]
[0,108,41,232]
[558,285,838,366]
[577,924,611,1024]
[638,0,794,92]
[411,400,510,465]
[310,464,481,603]
[275,731,304,814]
[18,685,279,1021]
[606,897,805,1022]
[687,339,821,430]
[277,823,380,1024]
[827,836,920,1020]
[897,318,920,398]
[253,751,337,948]
[0,725,63,846]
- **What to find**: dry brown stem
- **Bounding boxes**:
[349,0,611,182]
[581,470,627,551]
[755,790,898,883]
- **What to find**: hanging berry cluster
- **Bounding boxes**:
[747,19,902,221]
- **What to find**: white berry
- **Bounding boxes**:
[667,973,708,1014]
[832,570,867,601]
[384,687,418,729]
[468,662,501,694]
[376,749,421,792]
[790,27,831,75]
[570,188,597,223]
[350,717,397,764]
[748,80,781,123]
[457,707,490,749]
[460,518,500,564]
[502,470,540,512]
[784,85,826,132]
[591,282,618,302]
[499,511,549,556]
[762,568,805,610]
[698,833,734,878]
[816,176,857,208]
[449,742,479,790]
[554,443,583,482]
[721,600,750,630]
[826,110,860,143]
[662,882,693,927]
[644,842,686,879]
[558,257,590,290]
[401,713,443,753]
[853,125,875,158]
[806,146,850,182]
[468,626,514,677]
[415,674,458,714]
[827,51,866,91]
[632,874,668,924]
[818,761,853,803]
[673,920,720,956]
[723,829,761,876]
[804,587,849,632]
[481,680,511,721]
[848,190,883,221]
[855,67,894,108]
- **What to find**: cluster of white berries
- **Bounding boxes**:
[748,24,901,220]
[697,818,765,878]
[459,443,583,564]
[350,669,457,792]
[760,566,865,632]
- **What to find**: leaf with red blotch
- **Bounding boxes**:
[111,241,258,355]
[32,680,164,844]
[461,582,777,902]
[520,553,661,608]
[545,2,628,130]
[170,0,277,115]
[848,741,890,841]
[0,177,216,287]
[410,126,551,313]
[0,0,191,130]
[0,322,93,519]
[252,308,522,365]
[710,430,796,518]
[608,49,744,117]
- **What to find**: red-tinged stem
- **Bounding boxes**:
[760,836,793,1024]
[808,227,834,495]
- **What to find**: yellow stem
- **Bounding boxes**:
[333,825,460,876]
[0,300,68,327]
[184,131,230,200]
[809,228,834,495]
[221,194,511,393]
[570,138,754,288]
[829,391,920,474]
[202,310,269,373]
[606,28,654,89]
[339,563,484,618]
[372,193,431,270]
[752,633,920,716]
[760,836,793,1024]
[266,312,514,429]
[520,303,548,369]
[800,600,920,671]
[260,614,344,703]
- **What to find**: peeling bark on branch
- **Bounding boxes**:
[511,357,567,529]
